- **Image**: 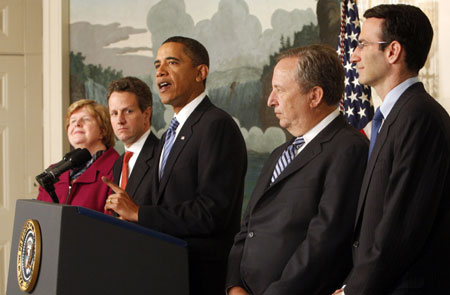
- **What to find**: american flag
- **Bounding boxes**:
[337,0,374,131]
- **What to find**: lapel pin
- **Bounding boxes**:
[181,136,185,140]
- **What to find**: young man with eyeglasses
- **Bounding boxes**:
[333,4,450,295]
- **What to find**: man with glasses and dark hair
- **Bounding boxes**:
[333,4,450,295]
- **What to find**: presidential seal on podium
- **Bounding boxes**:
[17,219,42,292]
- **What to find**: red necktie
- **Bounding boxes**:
[120,151,133,189]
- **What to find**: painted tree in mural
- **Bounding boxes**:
[70,51,123,103]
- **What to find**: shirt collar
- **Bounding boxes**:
[173,91,207,131]
[380,76,420,119]
[302,108,340,145]
[125,128,151,154]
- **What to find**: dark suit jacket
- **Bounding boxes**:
[226,115,369,295]
[345,83,450,295]
[138,97,247,294]
[113,132,159,206]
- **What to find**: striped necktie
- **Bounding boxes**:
[271,136,305,184]
[160,117,179,180]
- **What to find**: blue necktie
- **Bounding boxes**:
[368,107,384,158]
[271,137,305,184]
[160,117,179,180]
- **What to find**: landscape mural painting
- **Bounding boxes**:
[70,0,341,211]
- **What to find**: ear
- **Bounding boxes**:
[98,127,105,140]
[386,40,403,65]
[309,86,324,108]
[196,64,209,83]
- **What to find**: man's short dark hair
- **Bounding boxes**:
[107,76,153,113]
[278,44,345,106]
[162,36,209,68]
[364,4,433,73]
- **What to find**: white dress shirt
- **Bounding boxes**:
[119,128,151,184]
[158,91,207,174]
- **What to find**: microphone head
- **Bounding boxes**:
[62,148,78,161]
[66,148,92,167]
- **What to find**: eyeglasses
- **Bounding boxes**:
[356,40,388,49]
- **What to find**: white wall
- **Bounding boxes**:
[0,0,44,291]
[43,0,70,166]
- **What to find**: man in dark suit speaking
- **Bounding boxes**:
[226,44,369,295]
[104,36,247,294]
[334,4,450,295]
[107,77,159,207]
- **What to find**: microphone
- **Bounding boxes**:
[36,148,92,203]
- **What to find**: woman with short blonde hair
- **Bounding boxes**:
[38,99,119,212]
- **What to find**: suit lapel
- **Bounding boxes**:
[248,142,290,207]
[126,132,157,198]
[267,140,321,189]
[249,115,346,211]
[113,154,123,185]
[355,83,424,222]
[152,135,165,204]
[156,97,213,202]
[74,162,98,184]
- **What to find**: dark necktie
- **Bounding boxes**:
[120,151,133,189]
[160,117,179,180]
[368,107,384,158]
[271,136,305,184]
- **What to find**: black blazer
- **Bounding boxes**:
[226,115,369,295]
[138,97,248,294]
[113,132,159,206]
[345,83,450,294]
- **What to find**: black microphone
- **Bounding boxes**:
[36,148,92,203]
[45,148,92,181]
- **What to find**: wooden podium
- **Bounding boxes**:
[7,199,189,294]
